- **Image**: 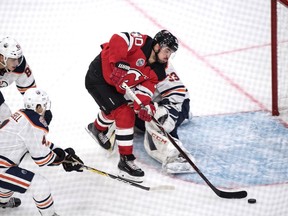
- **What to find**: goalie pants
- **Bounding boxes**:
[0,165,56,216]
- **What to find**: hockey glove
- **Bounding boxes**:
[138,104,156,122]
[62,148,84,172]
[110,61,130,86]
[49,148,66,166]
[134,95,156,122]
[154,99,179,133]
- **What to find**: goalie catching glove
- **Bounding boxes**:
[62,148,84,172]
[153,98,179,133]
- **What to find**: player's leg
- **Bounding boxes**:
[0,166,58,215]
[85,57,144,182]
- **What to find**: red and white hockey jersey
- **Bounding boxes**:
[100,32,167,99]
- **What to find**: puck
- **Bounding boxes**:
[248,198,256,204]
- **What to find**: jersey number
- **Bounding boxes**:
[130,32,144,46]
[168,72,179,81]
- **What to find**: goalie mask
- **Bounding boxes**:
[0,37,23,68]
[24,88,51,112]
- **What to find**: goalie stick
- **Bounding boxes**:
[66,159,175,192]
[122,82,247,199]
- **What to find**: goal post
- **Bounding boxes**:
[271,0,288,116]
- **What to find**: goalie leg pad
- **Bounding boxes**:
[144,126,196,174]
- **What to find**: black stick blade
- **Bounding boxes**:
[218,190,247,199]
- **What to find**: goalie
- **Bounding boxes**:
[135,61,195,174]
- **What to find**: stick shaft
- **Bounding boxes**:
[122,82,247,199]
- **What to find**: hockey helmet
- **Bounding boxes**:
[153,30,178,52]
[24,88,51,111]
[0,37,23,66]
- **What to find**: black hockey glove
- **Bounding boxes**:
[62,148,84,172]
[48,147,66,166]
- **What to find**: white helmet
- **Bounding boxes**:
[24,88,51,111]
[0,37,23,67]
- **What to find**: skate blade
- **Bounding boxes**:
[118,170,144,183]
[165,169,196,174]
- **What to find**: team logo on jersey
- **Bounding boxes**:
[21,169,27,175]
[126,68,148,81]
[120,68,148,90]
[136,58,145,67]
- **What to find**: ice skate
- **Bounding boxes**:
[163,154,196,174]
[118,154,145,183]
[86,123,111,150]
[0,197,21,208]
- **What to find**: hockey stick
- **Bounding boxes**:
[65,159,175,192]
[122,82,247,199]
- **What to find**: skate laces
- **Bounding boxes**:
[1,198,17,208]
[126,160,140,170]
[98,132,109,144]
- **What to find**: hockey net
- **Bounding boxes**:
[271,0,288,116]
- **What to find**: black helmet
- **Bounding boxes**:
[153,30,178,52]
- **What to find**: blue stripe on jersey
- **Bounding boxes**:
[20,109,49,131]
[13,56,26,73]
[34,194,54,210]
[0,155,16,168]
[0,166,34,193]
[160,84,186,95]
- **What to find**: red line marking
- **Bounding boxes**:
[125,0,268,112]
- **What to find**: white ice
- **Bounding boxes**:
[1,0,288,215]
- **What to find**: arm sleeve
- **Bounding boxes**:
[15,59,36,94]
[20,125,56,167]
[108,32,130,64]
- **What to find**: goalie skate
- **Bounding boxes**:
[162,154,196,174]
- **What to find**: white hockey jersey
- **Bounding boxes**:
[0,56,36,93]
[126,61,189,111]
[152,61,189,111]
[0,109,56,170]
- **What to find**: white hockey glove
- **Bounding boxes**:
[153,100,179,133]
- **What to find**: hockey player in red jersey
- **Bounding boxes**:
[0,88,83,216]
[85,30,178,183]
[0,37,46,124]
